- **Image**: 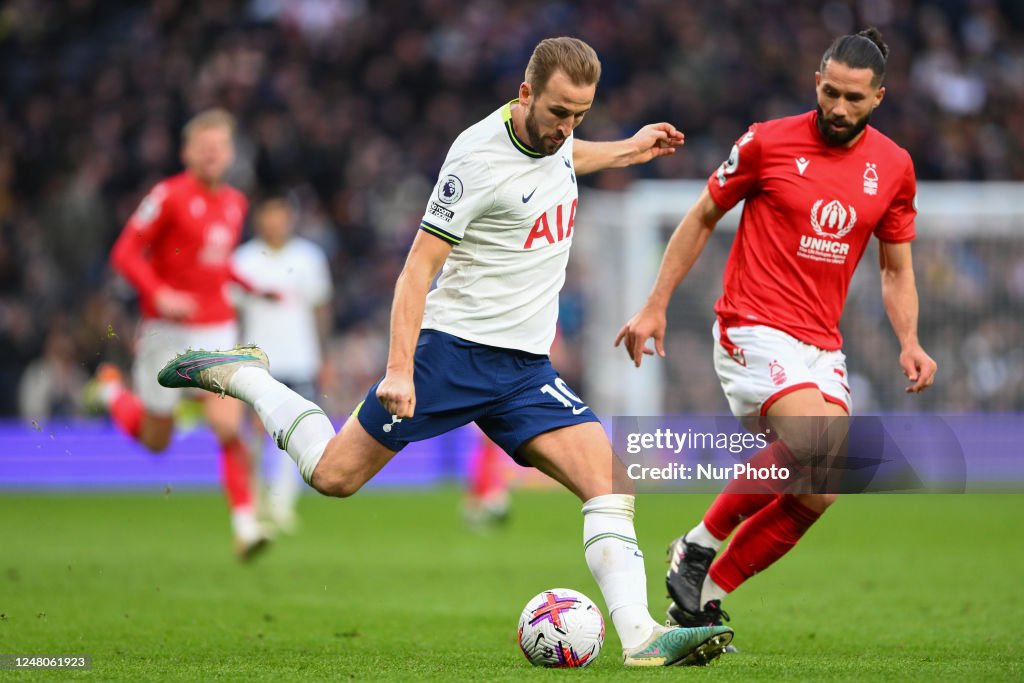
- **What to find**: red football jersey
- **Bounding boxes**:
[707,110,917,350]
[111,172,248,324]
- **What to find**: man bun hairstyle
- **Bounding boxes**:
[525,37,601,96]
[821,27,888,86]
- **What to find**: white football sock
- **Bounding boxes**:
[99,379,124,407]
[268,442,302,518]
[231,505,262,543]
[230,367,335,484]
[582,494,658,650]
[686,520,723,551]
[700,575,729,607]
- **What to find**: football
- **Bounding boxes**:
[517,588,604,668]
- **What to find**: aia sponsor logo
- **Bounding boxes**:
[769,360,787,386]
[522,198,577,249]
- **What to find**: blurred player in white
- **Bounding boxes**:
[95,109,269,560]
[233,195,333,532]
[159,38,734,666]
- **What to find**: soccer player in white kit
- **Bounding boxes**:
[233,196,333,532]
[159,37,733,666]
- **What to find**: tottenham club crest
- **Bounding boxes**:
[810,199,857,239]
[437,174,464,205]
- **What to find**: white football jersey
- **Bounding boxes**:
[420,101,579,355]
[232,236,332,381]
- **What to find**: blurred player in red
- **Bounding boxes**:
[462,325,577,529]
[95,109,269,560]
[462,430,510,529]
[618,28,937,630]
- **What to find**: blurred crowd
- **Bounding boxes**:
[661,233,1024,414]
[1,0,1022,418]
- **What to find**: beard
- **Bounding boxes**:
[525,105,566,155]
[816,105,872,146]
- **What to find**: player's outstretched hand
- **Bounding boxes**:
[630,123,685,163]
[899,344,937,393]
[614,304,667,368]
[376,373,416,418]
[257,289,284,302]
[154,287,199,320]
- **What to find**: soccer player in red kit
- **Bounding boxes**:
[617,28,937,632]
[96,109,269,560]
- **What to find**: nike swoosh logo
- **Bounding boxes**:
[572,405,589,416]
[522,187,537,203]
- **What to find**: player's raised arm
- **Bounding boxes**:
[878,239,937,393]
[573,123,684,176]
[615,187,726,367]
[376,231,453,418]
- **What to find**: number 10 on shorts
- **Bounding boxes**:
[540,378,589,415]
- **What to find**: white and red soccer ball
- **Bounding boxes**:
[517,588,604,668]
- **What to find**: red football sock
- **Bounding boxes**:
[703,440,799,540]
[708,494,822,592]
[109,390,144,439]
[219,437,253,509]
[469,437,507,500]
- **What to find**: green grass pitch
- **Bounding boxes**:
[1,489,1021,680]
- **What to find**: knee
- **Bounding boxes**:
[209,423,241,445]
[140,435,172,453]
[795,492,838,514]
[310,469,362,498]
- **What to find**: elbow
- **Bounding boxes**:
[880,266,914,290]
[399,261,443,293]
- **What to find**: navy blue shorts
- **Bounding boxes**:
[355,329,599,465]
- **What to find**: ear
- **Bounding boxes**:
[874,85,886,108]
[814,71,822,89]
[519,81,532,106]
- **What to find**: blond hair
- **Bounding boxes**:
[182,108,236,142]
[525,37,601,95]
